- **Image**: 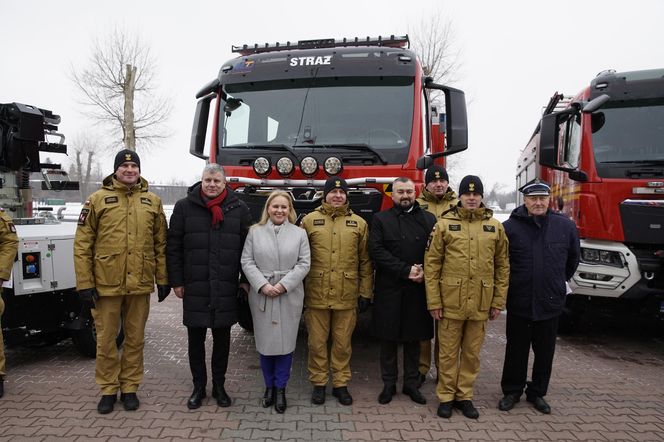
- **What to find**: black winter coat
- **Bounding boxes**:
[167,184,252,328]
[369,203,436,341]
[503,206,580,321]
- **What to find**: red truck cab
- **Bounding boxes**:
[189,35,467,224]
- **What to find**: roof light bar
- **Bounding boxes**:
[232,35,409,56]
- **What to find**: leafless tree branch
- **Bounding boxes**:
[409,10,462,86]
[70,26,172,151]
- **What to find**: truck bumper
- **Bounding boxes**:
[570,239,663,299]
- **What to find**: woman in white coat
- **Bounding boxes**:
[241,191,310,413]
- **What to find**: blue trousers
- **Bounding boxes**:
[260,353,293,389]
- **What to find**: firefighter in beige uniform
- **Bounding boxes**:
[301,177,372,406]
[425,175,509,420]
[74,150,169,414]
[415,165,458,385]
[0,210,18,399]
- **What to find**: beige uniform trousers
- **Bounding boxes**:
[305,308,356,387]
[91,294,150,395]
[419,321,439,376]
[0,296,5,377]
[436,317,486,402]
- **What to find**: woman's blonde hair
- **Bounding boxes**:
[257,191,297,225]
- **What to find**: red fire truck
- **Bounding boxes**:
[189,35,467,224]
[517,68,664,325]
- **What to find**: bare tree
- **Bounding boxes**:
[67,132,102,202]
[409,9,464,181]
[70,28,172,151]
[409,10,462,86]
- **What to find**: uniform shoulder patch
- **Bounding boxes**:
[483,225,496,232]
[346,220,358,227]
[313,219,325,226]
[104,196,118,204]
[140,197,152,206]
[78,208,90,225]
[449,224,461,231]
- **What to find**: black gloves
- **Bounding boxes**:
[157,285,171,302]
[78,288,99,309]
[357,296,371,314]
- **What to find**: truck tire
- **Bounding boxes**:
[72,320,125,358]
[558,296,587,335]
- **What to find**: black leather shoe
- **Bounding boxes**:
[454,400,479,419]
[120,392,140,411]
[527,396,551,414]
[212,383,232,407]
[311,386,326,405]
[274,388,287,413]
[332,386,353,406]
[97,394,117,414]
[437,401,453,418]
[402,386,427,405]
[187,386,206,410]
[498,393,520,411]
[261,387,275,408]
[378,385,396,404]
[417,373,426,388]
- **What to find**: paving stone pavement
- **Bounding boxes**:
[1,296,664,441]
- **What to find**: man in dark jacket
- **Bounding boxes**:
[167,163,252,409]
[369,177,436,405]
[498,180,580,414]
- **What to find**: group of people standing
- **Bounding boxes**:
[0,148,579,421]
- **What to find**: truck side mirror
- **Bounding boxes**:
[539,113,560,169]
[539,110,586,181]
[442,86,468,155]
[190,94,215,160]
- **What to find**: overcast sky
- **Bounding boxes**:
[2,0,663,191]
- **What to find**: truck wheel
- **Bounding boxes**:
[72,320,125,358]
[558,296,586,335]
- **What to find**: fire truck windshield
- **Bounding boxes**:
[219,76,413,162]
[592,99,664,177]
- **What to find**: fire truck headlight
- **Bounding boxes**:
[276,157,294,176]
[300,156,318,176]
[324,157,343,175]
[253,157,271,176]
[580,247,624,268]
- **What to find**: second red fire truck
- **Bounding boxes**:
[517,68,664,327]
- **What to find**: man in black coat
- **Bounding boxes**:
[167,163,252,409]
[369,177,436,405]
[498,180,580,414]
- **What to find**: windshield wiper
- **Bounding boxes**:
[293,143,388,165]
[227,143,297,157]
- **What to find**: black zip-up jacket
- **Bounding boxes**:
[167,184,252,328]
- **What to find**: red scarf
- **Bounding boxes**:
[202,187,227,226]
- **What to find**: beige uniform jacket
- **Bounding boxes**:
[417,189,459,219]
[301,202,372,310]
[424,205,509,321]
[0,211,18,280]
[74,175,168,296]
